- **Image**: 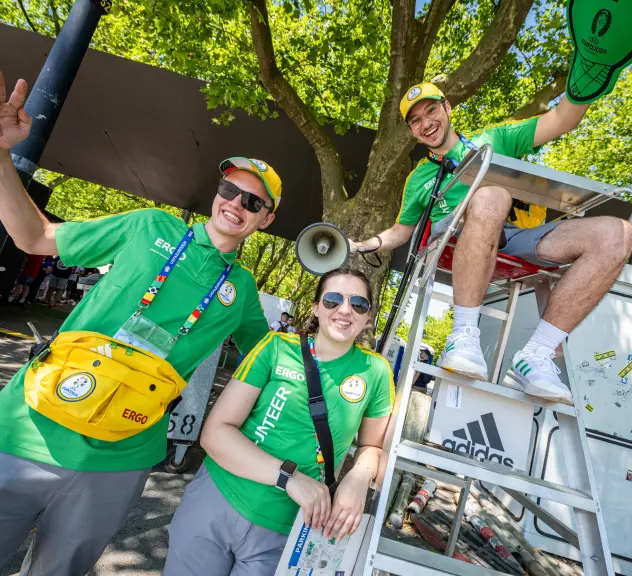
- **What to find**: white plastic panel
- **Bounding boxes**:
[478,267,632,569]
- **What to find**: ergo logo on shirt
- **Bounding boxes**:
[154,238,187,261]
[275,366,305,381]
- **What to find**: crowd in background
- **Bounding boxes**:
[5,254,103,308]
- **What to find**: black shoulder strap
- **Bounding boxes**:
[300,334,336,488]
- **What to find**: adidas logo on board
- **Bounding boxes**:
[442,412,514,467]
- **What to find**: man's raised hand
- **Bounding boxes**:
[0,72,32,150]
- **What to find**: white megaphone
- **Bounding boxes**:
[295,222,350,276]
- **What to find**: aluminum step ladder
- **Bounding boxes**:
[357,147,615,576]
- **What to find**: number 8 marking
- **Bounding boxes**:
[180,414,196,435]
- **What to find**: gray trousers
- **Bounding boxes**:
[165,466,287,576]
[0,451,150,576]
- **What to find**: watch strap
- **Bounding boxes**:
[276,460,297,491]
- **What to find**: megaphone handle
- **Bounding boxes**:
[360,252,382,268]
[358,234,382,254]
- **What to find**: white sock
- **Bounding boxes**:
[453,305,480,332]
[523,320,568,355]
[7,296,14,303]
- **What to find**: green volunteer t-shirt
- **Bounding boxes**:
[205,332,394,535]
[397,117,541,226]
[0,209,269,472]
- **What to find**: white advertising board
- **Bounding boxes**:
[259,292,295,327]
[427,383,533,470]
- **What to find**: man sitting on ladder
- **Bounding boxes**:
[350,82,632,405]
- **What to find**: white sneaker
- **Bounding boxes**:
[438,326,488,380]
[503,347,573,405]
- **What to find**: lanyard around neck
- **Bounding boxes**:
[137,228,232,338]
[428,133,478,167]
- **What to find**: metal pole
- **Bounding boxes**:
[0,0,110,295]
[10,0,112,187]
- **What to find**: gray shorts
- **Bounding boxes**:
[48,276,68,290]
[431,216,563,268]
[501,221,563,267]
[165,466,287,576]
[0,451,150,576]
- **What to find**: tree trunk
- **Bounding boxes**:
[322,149,412,339]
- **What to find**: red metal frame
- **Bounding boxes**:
[417,221,558,282]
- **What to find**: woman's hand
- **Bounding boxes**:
[286,471,332,530]
[323,464,372,540]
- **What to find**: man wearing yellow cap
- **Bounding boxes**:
[352,81,632,405]
[0,73,282,575]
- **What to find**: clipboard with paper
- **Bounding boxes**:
[274,510,370,576]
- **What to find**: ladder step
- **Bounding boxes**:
[415,363,577,416]
[397,440,595,512]
[374,537,509,575]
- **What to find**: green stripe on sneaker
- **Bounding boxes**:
[523,367,531,376]
[515,359,524,369]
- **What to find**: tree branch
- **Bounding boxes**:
[256,238,291,290]
[48,0,61,36]
[375,0,417,134]
[288,267,306,300]
[15,0,39,34]
[291,275,318,304]
[248,0,347,209]
[252,239,270,276]
[48,174,71,189]
[412,0,458,81]
[508,73,567,120]
[432,0,535,106]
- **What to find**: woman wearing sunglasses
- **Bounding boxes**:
[165,267,394,576]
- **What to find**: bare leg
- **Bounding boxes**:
[453,186,512,306]
[439,187,511,380]
[49,288,64,307]
[20,285,30,301]
[537,217,632,332]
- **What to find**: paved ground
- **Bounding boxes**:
[0,302,65,387]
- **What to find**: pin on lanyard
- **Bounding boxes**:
[308,335,320,370]
[136,228,232,340]
[427,133,478,168]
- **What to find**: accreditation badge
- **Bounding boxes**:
[114,313,175,359]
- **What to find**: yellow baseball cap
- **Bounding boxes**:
[399,82,445,121]
[219,157,282,212]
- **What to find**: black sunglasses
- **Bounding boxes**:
[218,179,273,214]
[322,292,371,315]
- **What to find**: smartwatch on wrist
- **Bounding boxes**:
[276,460,298,491]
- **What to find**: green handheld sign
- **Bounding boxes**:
[566,0,632,104]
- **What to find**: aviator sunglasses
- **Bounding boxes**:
[218,179,273,213]
[322,292,371,315]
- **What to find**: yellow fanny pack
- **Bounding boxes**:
[508,201,546,229]
[24,331,187,442]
